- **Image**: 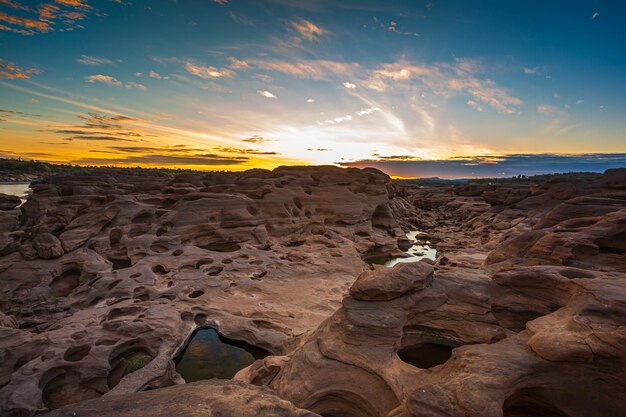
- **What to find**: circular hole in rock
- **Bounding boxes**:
[63,345,91,362]
[196,259,214,268]
[503,388,571,417]
[152,265,168,274]
[305,390,382,417]
[397,343,454,369]
[109,257,132,270]
[42,372,103,410]
[49,268,82,297]
[107,346,154,389]
[189,290,204,299]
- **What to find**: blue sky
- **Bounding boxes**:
[1,0,625,177]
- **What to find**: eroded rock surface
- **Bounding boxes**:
[0,166,403,416]
[42,379,319,417]
[2,166,625,417]
[238,169,626,417]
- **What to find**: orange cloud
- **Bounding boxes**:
[290,18,328,41]
[0,59,42,79]
[184,62,235,79]
[0,10,51,32]
[0,0,95,34]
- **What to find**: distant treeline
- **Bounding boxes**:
[467,172,602,184]
[0,158,227,176]
[395,171,603,186]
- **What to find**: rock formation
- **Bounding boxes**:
[1,166,625,417]
[0,166,403,416]
[237,169,626,417]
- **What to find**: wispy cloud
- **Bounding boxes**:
[249,58,358,80]
[523,66,539,74]
[257,90,277,99]
[592,12,599,20]
[537,104,565,117]
[343,82,356,89]
[363,58,522,114]
[242,135,271,144]
[85,74,123,87]
[0,58,42,79]
[77,55,114,66]
[75,153,249,166]
[85,74,146,90]
[184,61,235,78]
[289,18,328,41]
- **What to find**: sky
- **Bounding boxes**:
[1,0,625,178]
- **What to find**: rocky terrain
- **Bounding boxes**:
[0,166,624,416]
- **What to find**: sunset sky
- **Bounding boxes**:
[1,0,625,177]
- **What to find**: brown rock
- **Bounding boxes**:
[0,193,20,211]
[32,233,64,259]
[350,262,433,301]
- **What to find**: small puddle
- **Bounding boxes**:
[369,230,437,267]
[174,328,268,382]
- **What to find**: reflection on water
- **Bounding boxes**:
[0,183,31,206]
[369,230,437,267]
[174,328,268,382]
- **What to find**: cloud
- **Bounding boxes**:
[212,0,229,4]
[124,81,146,90]
[537,104,564,117]
[307,98,315,103]
[148,71,162,79]
[85,74,122,87]
[356,107,380,116]
[212,146,279,156]
[184,61,235,78]
[289,18,328,41]
[249,59,358,80]
[592,12,599,20]
[466,100,484,112]
[242,135,271,143]
[576,99,584,105]
[29,98,39,103]
[85,74,146,89]
[0,58,42,79]
[66,135,134,141]
[362,58,522,114]
[340,154,626,179]
[75,153,249,166]
[228,11,254,26]
[77,55,114,66]
[318,114,352,125]
[343,82,356,89]
[257,90,277,99]
[0,0,96,35]
[228,57,249,70]
[523,66,540,75]
[44,112,152,143]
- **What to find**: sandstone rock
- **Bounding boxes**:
[349,261,433,301]
[42,380,319,417]
[0,193,20,211]
[32,233,64,259]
